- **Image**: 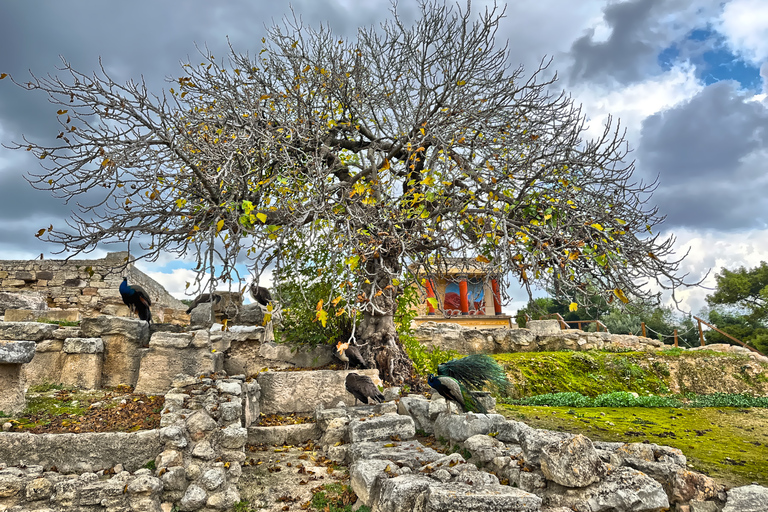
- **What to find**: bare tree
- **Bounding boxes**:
[5,1,696,383]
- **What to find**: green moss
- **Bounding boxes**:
[498,404,768,487]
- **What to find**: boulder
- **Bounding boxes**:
[397,395,433,434]
[426,481,542,511]
[519,428,572,465]
[433,413,507,444]
[80,316,150,388]
[539,434,605,488]
[62,337,103,354]
[722,484,768,512]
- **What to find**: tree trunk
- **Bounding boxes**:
[354,256,418,386]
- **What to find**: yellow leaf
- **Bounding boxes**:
[0,73,7,79]
[316,309,328,327]
[256,213,267,223]
[613,288,629,304]
[331,296,343,307]
[569,302,578,312]
[590,223,604,231]
[35,229,45,238]
[316,299,324,311]
[259,94,270,100]
[380,158,390,171]
[426,297,438,310]
[476,255,490,263]
[57,109,68,115]
[457,80,466,86]
[216,219,225,232]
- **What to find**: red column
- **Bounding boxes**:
[425,278,436,315]
[491,278,503,315]
[459,278,469,315]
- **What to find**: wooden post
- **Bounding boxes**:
[641,322,646,338]
[674,329,678,347]
[596,321,601,332]
[698,319,705,346]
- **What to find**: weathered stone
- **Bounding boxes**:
[0,430,162,473]
[462,435,507,465]
[25,477,53,501]
[127,474,163,495]
[258,369,382,414]
[60,352,103,389]
[722,484,768,512]
[179,483,207,510]
[155,449,183,469]
[4,309,80,323]
[346,440,445,469]
[433,413,507,444]
[426,481,542,511]
[349,459,391,505]
[161,467,187,492]
[186,410,218,441]
[257,341,335,368]
[623,457,718,503]
[216,380,241,395]
[539,434,605,487]
[134,345,216,395]
[62,337,103,354]
[398,395,433,434]
[0,364,26,414]
[0,292,47,315]
[150,332,194,349]
[80,316,149,388]
[206,483,239,510]
[219,425,248,449]
[0,473,24,497]
[372,474,433,512]
[0,340,35,364]
[519,428,573,465]
[348,414,416,444]
[191,440,216,460]
[200,468,226,491]
[495,419,534,444]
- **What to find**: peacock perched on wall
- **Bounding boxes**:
[437,354,510,393]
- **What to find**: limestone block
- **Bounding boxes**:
[527,319,563,335]
[0,340,36,364]
[4,309,80,323]
[426,481,542,512]
[149,332,194,349]
[495,419,534,444]
[349,459,391,505]
[80,317,149,388]
[539,434,605,487]
[80,315,150,339]
[433,413,507,445]
[623,457,718,504]
[372,474,433,512]
[257,369,382,414]
[0,322,58,342]
[397,395,433,434]
[519,428,573,466]
[346,439,445,468]
[722,485,768,512]
[134,346,216,395]
[22,349,65,388]
[0,364,26,414]
[258,341,334,368]
[348,414,416,444]
[62,337,103,354]
[242,379,261,427]
[462,434,507,465]
[247,423,319,446]
[60,353,103,389]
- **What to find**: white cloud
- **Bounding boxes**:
[572,62,704,144]
[718,0,768,65]
[145,267,274,303]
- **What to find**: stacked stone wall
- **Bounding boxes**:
[0,373,255,511]
[0,251,186,321]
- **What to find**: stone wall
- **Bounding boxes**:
[0,251,186,321]
[0,373,254,511]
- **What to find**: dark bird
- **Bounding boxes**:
[437,354,510,392]
[335,341,368,370]
[249,284,272,306]
[428,374,487,414]
[185,293,222,314]
[119,277,152,323]
[345,373,385,406]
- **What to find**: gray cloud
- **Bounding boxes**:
[639,80,768,230]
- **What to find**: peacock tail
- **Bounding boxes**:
[438,354,510,392]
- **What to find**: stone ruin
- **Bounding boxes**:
[0,251,187,324]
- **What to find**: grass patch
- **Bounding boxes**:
[36,319,80,327]
[499,403,768,487]
[501,391,768,409]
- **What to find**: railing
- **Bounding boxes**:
[526,313,608,332]
[693,316,765,356]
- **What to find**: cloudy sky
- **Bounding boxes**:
[1,0,767,316]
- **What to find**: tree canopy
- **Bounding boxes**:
[5,1,696,382]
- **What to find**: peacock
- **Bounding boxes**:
[334,341,368,370]
[427,374,487,414]
[345,373,384,405]
[119,277,152,323]
[185,293,222,314]
[437,354,510,393]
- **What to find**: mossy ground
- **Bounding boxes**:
[493,349,766,398]
[499,404,768,487]
[489,349,768,487]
